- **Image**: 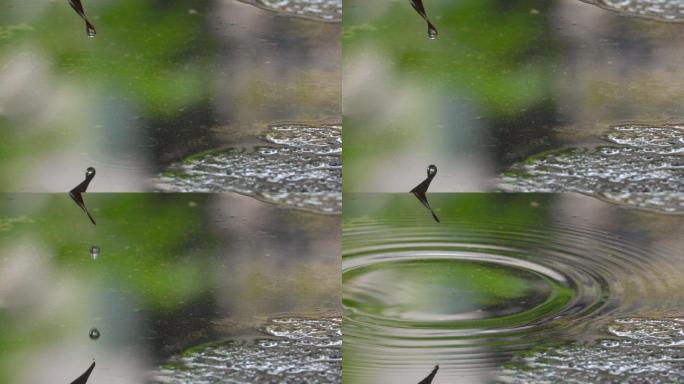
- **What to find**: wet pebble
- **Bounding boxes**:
[156,124,341,213]
[579,0,684,22]
[150,317,341,384]
[501,318,684,383]
[237,0,342,22]
[498,123,684,213]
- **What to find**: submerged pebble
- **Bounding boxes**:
[156,123,341,214]
[501,318,684,383]
[579,0,684,22]
[498,123,684,213]
[237,0,342,22]
[151,317,341,384]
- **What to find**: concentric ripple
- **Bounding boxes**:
[579,0,684,22]
[342,207,681,381]
[151,317,341,384]
[237,0,342,22]
[498,123,684,213]
[156,123,341,213]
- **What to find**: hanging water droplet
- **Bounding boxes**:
[86,24,96,37]
[68,0,97,37]
[89,328,100,340]
[428,25,438,39]
[89,245,100,259]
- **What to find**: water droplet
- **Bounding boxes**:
[428,25,438,39]
[68,0,97,37]
[89,328,100,340]
[86,167,96,177]
[89,245,100,259]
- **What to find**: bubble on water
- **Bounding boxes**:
[237,0,342,22]
[89,328,100,340]
[501,318,684,383]
[151,317,341,383]
[579,0,684,22]
[498,123,684,213]
[89,245,100,259]
[156,123,341,213]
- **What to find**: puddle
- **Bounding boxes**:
[342,193,684,383]
[151,317,341,384]
[0,1,340,191]
[579,0,684,21]
[501,318,684,383]
[237,0,342,22]
[0,193,340,383]
[156,123,341,214]
[498,123,684,213]
[343,0,684,192]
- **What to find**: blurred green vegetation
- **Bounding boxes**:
[0,194,217,309]
[0,194,217,382]
[343,0,561,191]
[0,0,217,190]
[344,0,557,118]
[0,0,214,116]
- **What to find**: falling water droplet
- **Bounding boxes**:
[89,245,100,260]
[89,328,100,340]
[86,167,96,177]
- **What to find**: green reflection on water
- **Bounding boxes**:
[344,258,574,329]
[0,193,340,383]
[342,193,684,383]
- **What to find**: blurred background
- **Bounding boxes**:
[0,0,340,192]
[0,193,340,383]
[343,0,684,192]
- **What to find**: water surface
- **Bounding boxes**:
[580,0,684,21]
[237,0,342,22]
[0,0,340,194]
[157,123,341,213]
[343,0,684,193]
[498,122,684,213]
[152,317,341,383]
[0,193,340,383]
[502,317,684,383]
[343,193,684,383]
